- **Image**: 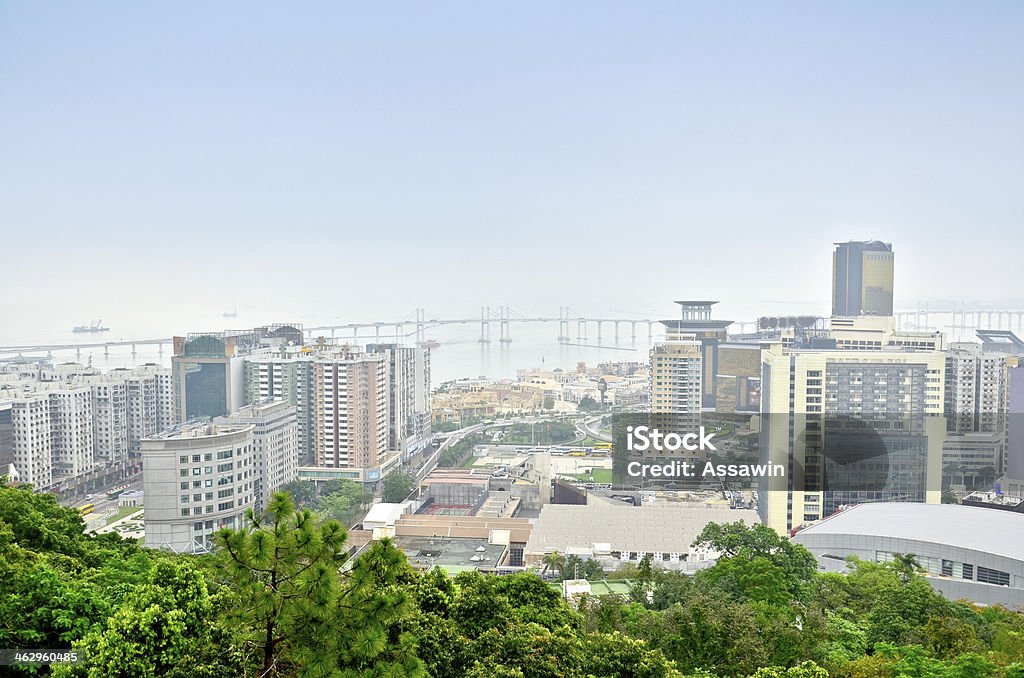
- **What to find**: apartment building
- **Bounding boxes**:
[48,386,94,479]
[367,343,432,461]
[90,379,129,464]
[311,349,389,476]
[216,400,298,510]
[649,340,703,434]
[244,355,314,464]
[9,396,52,488]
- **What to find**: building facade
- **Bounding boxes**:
[141,422,257,553]
[367,344,432,462]
[832,240,894,317]
[759,344,946,534]
[49,386,94,479]
[171,332,253,422]
[945,342,1007,435]
[649,340,703,434]
[244,355,314,464]
[793,502,1024,608]
[311,350,390,478]
[217,400,299,510]
[9,396,52,488]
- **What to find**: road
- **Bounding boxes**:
[577,415,613,442]
[414,422,491,482]
[75,479,142,531]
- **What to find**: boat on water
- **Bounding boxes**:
[417,339,441,349]
[72,320,109,333]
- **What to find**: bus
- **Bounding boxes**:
[107,484,129,500]
[77,503,95,517]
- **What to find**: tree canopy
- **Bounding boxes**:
[3,482,1024,678]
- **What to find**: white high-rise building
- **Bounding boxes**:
[367,344,432,462]
[136,363,175,433]
[0,401,14,478]
[142,421,256,553]
[944,342,1007,435]
[48,386,94,478]
[90,380,129,464]
[10,396,52,488]
[649,340,703,434]
[217,400,299,510]
[244,356,313,464]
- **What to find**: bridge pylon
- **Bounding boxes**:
[479,306,491,344]
[558,307,571,343]
[499,306,512,343]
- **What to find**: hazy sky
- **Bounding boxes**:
[2,2,1022,338]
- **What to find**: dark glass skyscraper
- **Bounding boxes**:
[832,240,895,317]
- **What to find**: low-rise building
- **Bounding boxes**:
[525,503,760,572]
[792,502,1024,608]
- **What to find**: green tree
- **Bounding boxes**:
[382,472,416,503]
[747,661,828,678]
[215,492,422,676]
[314,479,372,526]
[278,480,316,508]
[55,560,238,678]
[541,551,566,579]
[693,522,817,600]
[697,555,792,607]
[562,555,605,581]
[216,492,349,676]
[890,552,922,583]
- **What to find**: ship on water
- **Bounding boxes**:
[72,319,110,333]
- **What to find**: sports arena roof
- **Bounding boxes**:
[795,502,1024,563]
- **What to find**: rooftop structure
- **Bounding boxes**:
[525,503,760,571]
[392,535,509,574]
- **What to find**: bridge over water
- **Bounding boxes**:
[3,305,1022,360]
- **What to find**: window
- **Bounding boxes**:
[192,455,201,463]
[192,468,201,476]
[180,469,188,477]
[181,495,189,503]
[179,456,188,463]
[204,453,213,461]
[180,482,188,490]
[962,564,974,580]
[205,466,213,475]
[205,479,213,488]
[941,560,953,577]
[977,566,1010,586]
[181,509,189,517]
